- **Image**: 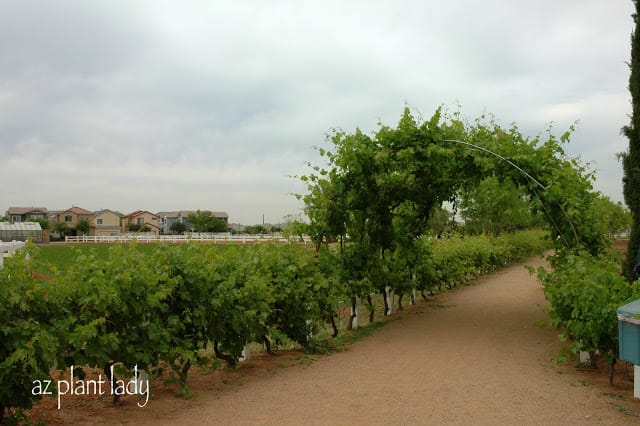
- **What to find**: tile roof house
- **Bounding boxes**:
[53,207,94,236]
[6,207,48,223]
[122,210,161,234]
[91,209,123,236]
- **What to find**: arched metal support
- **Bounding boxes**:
[443,139,580,246]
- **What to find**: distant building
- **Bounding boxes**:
[157,210,229,233]
[91,209,123,236]
[228,222,245,233]
[6,207,48,223]
[156,210,194,234]
[122,210,161,234]
[52,206,94,236]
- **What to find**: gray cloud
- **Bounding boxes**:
[0,0,635,224]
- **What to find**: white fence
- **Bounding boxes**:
[65,233,312,245]
[0,240,27,269]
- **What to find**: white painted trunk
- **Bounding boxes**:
[351,302,358,329]
[240,343,251,362]
[579,351,590,364]
[385,286,393,315]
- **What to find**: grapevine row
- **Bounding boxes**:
[0,230,547,421]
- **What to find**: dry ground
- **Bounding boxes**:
[27,255,640,425]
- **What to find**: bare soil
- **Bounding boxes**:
[27,255,640,425]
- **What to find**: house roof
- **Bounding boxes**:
[156,210,228,219]
[59,206,93,216]
[156,210,196,218]
[7,207,48,215]
[94,209,124,217]
[123,210,159,219]
[156,211,180,218]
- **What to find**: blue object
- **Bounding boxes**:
[618,299,640,365]
[635,247,640,281]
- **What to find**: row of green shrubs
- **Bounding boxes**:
[0,229,549,423]
[429,230,549,289]
[536,247,640,379]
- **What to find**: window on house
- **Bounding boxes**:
[137,218,144,225]
[11,215,21,222]
[65,216,72,222]
[97,218,103,225]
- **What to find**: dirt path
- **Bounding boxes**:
[34,256,640,424]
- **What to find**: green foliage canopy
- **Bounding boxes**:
[622,0,640,281]
[186,210,227,232]
[299,107,606,311]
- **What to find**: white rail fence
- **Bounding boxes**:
[65,233,312,245]
[0,240,26,269]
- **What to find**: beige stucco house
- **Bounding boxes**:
[54,206,94,235]
[91,209,123,236]
[121,210,161,234]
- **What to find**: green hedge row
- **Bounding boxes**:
[1,230,548,422]
[537,248,640,372]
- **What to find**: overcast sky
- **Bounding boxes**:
[0,0,635,224]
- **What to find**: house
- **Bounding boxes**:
[47,210,60,223]
[91,209,123,236]
[157,211,193,234]
[157,210,230,233]
[122,210,161,234]
[6,207,48,223]
[211,211,229,224]
[53,207,94,236]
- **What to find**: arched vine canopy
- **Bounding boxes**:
[299,107,606,258]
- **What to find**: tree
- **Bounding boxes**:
[622,0,640,281]
[0,216,8,222]
[170,221,188,234]
[76,218,90,235]
[186,210,227,232]
[128,223,141,232]
[301,106,608,325]
[458,176,541,235]
[140,225,151,232]
[427,204,455,237]
[54,222,69,238]
[28,216,50,230]
[592,194,632,235]
[245,225,269,234]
